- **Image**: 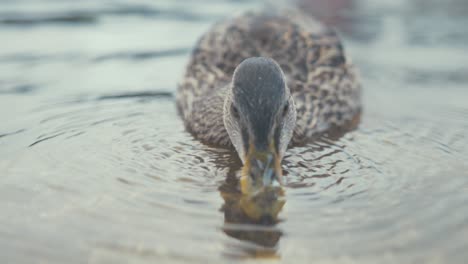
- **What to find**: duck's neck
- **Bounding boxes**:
[181,84,232,147]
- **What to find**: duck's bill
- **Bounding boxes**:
[240,147,284,195]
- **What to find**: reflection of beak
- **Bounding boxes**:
[240,143,283,195]
[240,189,285,221]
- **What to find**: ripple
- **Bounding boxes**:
[96,91,173,101]
[93,48,190,63]
[2,83,467,263]
[0,83,40,94]
[0,128,26,139]
[1,0,468,263]
[0,5,220,27]
[0,14,97,26]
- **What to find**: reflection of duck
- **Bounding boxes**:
[177,11,361,194]
[219,172,284,259]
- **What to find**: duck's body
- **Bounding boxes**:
[177,12,361,148]
[177,12,361,193]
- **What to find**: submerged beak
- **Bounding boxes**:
[240,143,283,195]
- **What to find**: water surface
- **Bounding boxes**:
[1,0,468,263]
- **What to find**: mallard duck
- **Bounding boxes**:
[177,11,361,194]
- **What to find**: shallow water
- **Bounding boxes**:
[1,0,468,263]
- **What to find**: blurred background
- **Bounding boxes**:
[0,0,467,263]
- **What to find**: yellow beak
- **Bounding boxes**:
[240,143,283,195]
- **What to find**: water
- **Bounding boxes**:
[1,0,468,263]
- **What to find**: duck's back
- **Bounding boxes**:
[177,12,361,146]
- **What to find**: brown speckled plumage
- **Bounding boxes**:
[177,12,361,147]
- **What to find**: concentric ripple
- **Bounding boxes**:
[1,0,468,263]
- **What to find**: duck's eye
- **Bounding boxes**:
[282,102,289,117]
[231,105,240,119]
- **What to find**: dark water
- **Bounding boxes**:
[1,0,468,263]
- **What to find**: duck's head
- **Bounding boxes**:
[223,57,296,195]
